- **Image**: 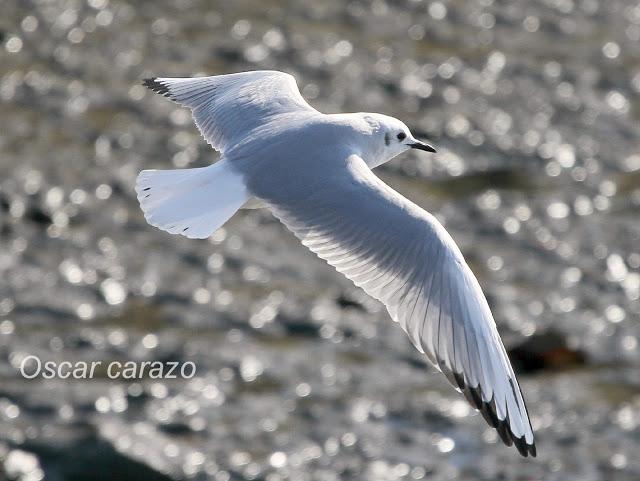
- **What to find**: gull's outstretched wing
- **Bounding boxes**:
[143,71,317,154]
[246,153,536,457]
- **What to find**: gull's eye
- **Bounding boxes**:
[397,132,406,141]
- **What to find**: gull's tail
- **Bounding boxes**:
[135,159,249,239]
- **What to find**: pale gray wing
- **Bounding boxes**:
[143,70,317,154]
[247,153,536,457]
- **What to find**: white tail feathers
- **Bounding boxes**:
[136,159,248,239]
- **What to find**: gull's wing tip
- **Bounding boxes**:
[142,77,171,97]
[452,370,536,457]
[513,436,537,457]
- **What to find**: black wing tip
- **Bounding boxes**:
[450,372,536,458]
[512,434,537,457]
[142,77,171,97]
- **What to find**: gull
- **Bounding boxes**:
[138,70,536,457]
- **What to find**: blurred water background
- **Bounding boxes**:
[1,0,640,480]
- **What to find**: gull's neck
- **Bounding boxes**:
[326,113,387,167]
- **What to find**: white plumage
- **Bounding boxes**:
[136,160,248,239]
[139,70,536,457]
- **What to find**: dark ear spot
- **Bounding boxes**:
[384,133,390,146]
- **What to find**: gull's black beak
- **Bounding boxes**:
[410,140,437,153]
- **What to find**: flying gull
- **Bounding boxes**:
[138,71,536,457]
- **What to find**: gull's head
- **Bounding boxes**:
[358,113,436,167]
